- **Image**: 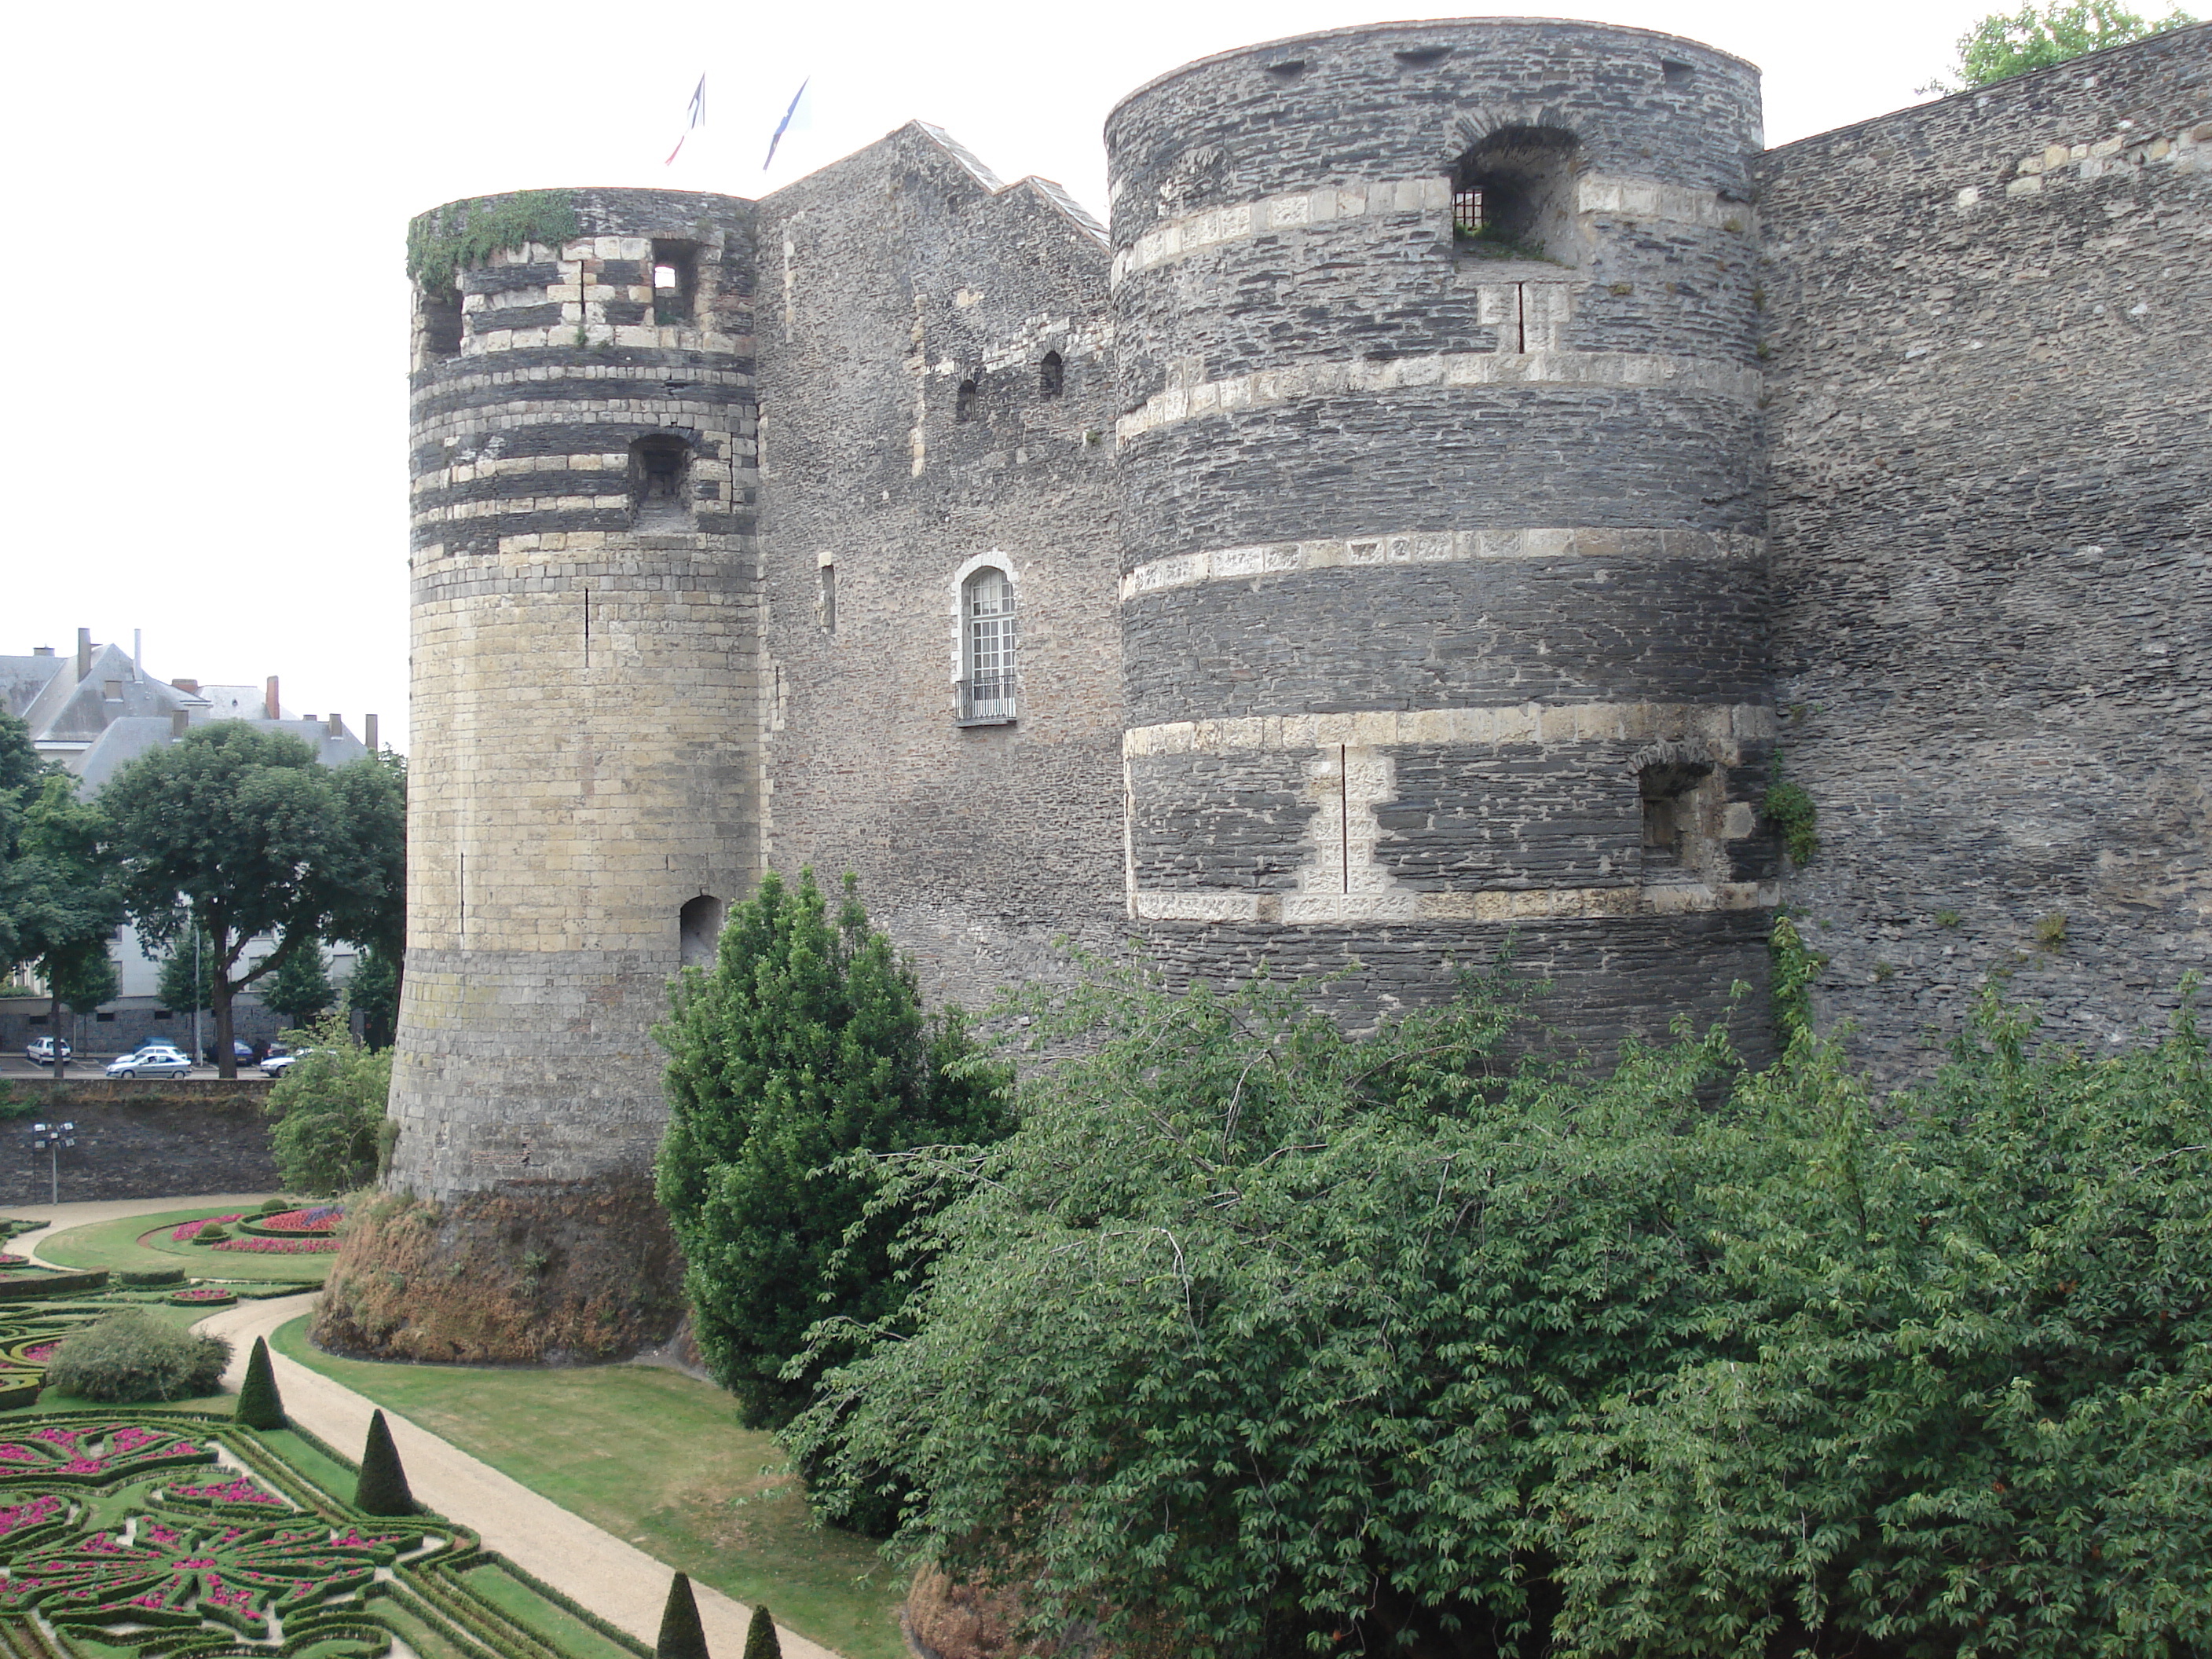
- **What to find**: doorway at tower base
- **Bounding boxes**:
[313,1174,681,1364]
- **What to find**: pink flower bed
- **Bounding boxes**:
[169,1288,236,1305]
[170,1214,244,1243]
[212,1236,339,1254]
[254,1204,342,1235]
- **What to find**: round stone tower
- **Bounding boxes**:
[319,188,762,1362]
[1108,20,1780,1046]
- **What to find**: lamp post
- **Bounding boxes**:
[30,1122,75,1208]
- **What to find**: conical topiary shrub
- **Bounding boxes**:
[234,1336,287,1430]
[742,1602,782,1659]
[354,1408,418,1515]
[656,1571,711,1659]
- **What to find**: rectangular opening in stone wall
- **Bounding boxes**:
[651,240,698,326]
[1639,760,1712,876]
[1452,187,1486,236]
[1452,127,1581,264]
[819,561,837,633]
[629,434,693,529]
[419,282,463,359]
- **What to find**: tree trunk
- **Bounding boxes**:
[47,992,64,1083]
[211,932,237,1080]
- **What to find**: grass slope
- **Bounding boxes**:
[272,1317,907,1659]
[37,1203,332,1284]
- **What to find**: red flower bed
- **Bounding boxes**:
[239,1204,344,1237]
[168,1288,237,1306]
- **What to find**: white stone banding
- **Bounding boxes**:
[1121,528,1766,599]
[1116,350,1762,441]
[1123,701,1778,758]
[1112,172,1745,285]
[1130,881,1779,925]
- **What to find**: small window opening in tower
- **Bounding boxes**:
[1639,761,1712,875]
[955,379,979,423]
[419,280,464,360]
[630,434,693,529]
[1450,126,1581,263]
[819,561,837,633]
[1661,59,1694,86]
[650,240,698,326]
[1039,352,1064,399]
[679,895,725,969]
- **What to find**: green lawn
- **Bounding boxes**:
[37,1203,332,1284]
[272,1317,908,1659]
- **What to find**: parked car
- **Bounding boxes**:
[24,1037,71,1066]
[106,1045,194,1079]
[202,1040,255,1066]
[262,1046,323,1078]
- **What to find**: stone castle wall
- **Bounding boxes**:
[753,125,1126,1012]
[1108,20,1784,1046]
[1759,26,2211,1081]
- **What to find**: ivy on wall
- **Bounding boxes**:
[406,190,580,292]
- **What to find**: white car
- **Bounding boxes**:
[24,1037,71,1066]
[262,1048,322,1077]
[107,1045,194,1079]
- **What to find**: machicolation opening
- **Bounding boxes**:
[629,434,692,529]
[1452,126,1580,262]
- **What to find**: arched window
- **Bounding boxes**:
[960,566,1016,723]
[679,895,724,968]
[954,379,979,423]
[1451,126,1580,262]
[1039,351,1064,398]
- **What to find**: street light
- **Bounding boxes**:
[30,1122,75,1208]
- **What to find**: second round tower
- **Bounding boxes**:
[1108,19,1781,1041]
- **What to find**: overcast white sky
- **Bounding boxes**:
[3,0,1998,753]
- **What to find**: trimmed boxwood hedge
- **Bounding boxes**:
[116,1267,185,1287]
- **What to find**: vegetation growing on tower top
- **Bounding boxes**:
[406,189,580,292]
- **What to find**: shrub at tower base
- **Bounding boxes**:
[313,1175,683,1362]
[656,868,1012,1433]
[791,961,2212,1659]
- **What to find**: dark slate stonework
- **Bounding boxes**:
[1109,18,1778,1049]
[1122,558,1771,728]
[0,1091,278,1207]
[1120,391,1764,556]
[1757,24,2212,1082]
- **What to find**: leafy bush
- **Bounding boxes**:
[656,870,1012,1432]
[43,1308,231,1403]
[192,1224,230,1244]
[114,1268,184,1287]
[789,958,2212,1658]
[1933,0,2198,89]
[266,1013,392,1196]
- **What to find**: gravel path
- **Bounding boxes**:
[16,1194,837,1659]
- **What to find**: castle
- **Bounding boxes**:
[333,17,2210,1359]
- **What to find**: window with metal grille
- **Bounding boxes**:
[1452,186,1486,236]
[961,567,1016,723]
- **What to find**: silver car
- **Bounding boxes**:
[106,1045,194,1079]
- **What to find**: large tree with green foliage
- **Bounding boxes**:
[1930,0,2196,90]
[655,870,1013,1431]
[101,723,405,1078]
[343,944,401,1049]
[789,961,2212,1658]
[265,1013,392,1195]
[260,942,337,1026]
